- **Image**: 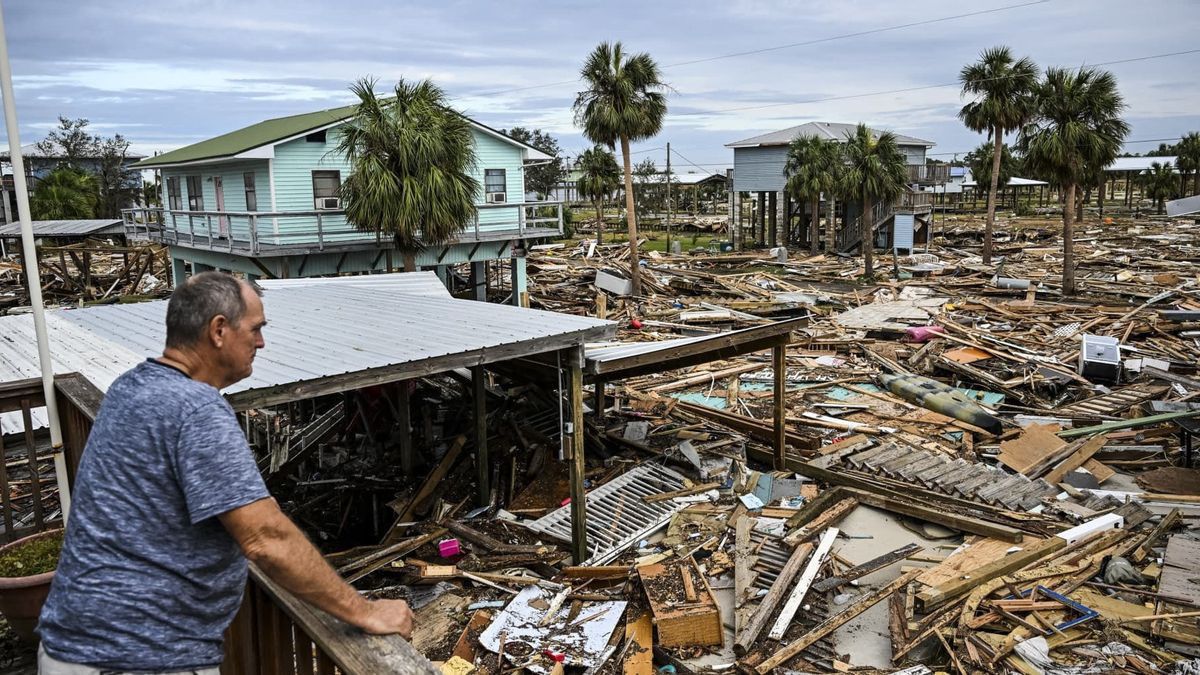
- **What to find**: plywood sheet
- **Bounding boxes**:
[997,424,1065,475]
[915,537,1023,588]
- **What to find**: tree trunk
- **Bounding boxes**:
[402,251,417,273]
[826,197,837,252]
[595,201,603,243]
[862,197,874,278]
[1062,182,1076,296]
[984,127,1002,265]
[809,197,819,255]
[619,135,641,296]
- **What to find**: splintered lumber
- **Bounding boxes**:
[1132,508,1181,563]
[813,543,922,592]
[757,569,922,674]
[768,528,839,640]
[734,517,758,634]
[385,435,467,541]
[643,482,720,503]
[916,536,1066,610]
[639,557,723,648]
[1042,434,1109,485]
[784,498,856,545]
[340,528,448,584]
[734,541,815,656]
[843,487,1025,543]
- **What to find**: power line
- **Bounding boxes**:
[459,0,1047,99]
[663,0,1049,69]
[672,48,1200,117]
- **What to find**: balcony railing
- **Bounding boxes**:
[122,202,564,256]
[17,374,436,673]
[906,164,952,184]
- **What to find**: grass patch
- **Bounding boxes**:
[0,531,63,578]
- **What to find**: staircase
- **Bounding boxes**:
[836,190,934,254]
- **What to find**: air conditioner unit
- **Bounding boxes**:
[316,197,341,210]
[486,192,507,204]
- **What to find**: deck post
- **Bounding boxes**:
[470,261,487,302]
[473,366,489,507]
[509,255,527,307]
[592,380,605,420]
[772,344,787,469]
[170,257,186,286]
[566,346,588,563]
[398,382,413,475]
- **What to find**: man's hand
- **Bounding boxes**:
[355,599,414,638]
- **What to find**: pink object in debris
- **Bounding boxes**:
[437,538,461,558]
[904,325,944,343]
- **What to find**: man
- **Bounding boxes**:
[38,271,412,673]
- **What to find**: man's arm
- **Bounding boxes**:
[219,497,413,638]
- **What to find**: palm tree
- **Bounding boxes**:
[841,124,908,278]
[785,135,839,255]
[959,46,1038,265]
[965,141,1015,197]
[30,167,96,220]
[1020,67,1129,295]
[1176,131,1200,195]
[335,77,479,271]
[575,145,621,242]
[1141,161,1178,214]
[574,42,668,296]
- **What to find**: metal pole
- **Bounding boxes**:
[665,142,672,254]
[0,4,69,520]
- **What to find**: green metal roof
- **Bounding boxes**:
[137,104,357,168]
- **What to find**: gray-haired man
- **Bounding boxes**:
[37,271,412,673]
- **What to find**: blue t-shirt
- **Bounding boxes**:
[38,359,270,670]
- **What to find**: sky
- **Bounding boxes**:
[2,0,1198,175]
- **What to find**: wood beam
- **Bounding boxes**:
[397,382,413,475]
[567,347,588,564]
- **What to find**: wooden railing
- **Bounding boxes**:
[3,373,435,673]
[835,191,933,252]
[0,374,96,544]
[122,202,565,255]
[906,164,952,184]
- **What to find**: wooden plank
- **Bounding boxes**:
[473,366,489,507]
[916,536,1065,610]
[21,401,44,528]
[784,498,856,545]
[997,424,1065,475]
[916,538,1016,588]
[773,344,787,469]
[768,528,838,640]
[734,541,814,656]
[733,516,757,635]
[623,613,654,675]
[384,435,466,541]
[757,569,922,673]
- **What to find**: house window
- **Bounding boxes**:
[485,169,506,195]
[312,170,341,209]
[244,172,257,211]
[305,130,327,143]
[166,177,182,211]
[186,175,204,211]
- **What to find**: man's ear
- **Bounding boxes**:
[208,314,230,348]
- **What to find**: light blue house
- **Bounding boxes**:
[127,103,561,304]
[726,121,937,253]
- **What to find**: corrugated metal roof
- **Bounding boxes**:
[1105,156,1177,173]
[256,271,452,298]
[585,319,803,378]
[962,176,1048,188]
[726,121,935,149]
[0,219,124,238]
[1167,194,1200,218]
[1,273,615,435]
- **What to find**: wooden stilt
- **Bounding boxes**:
[567,348,588,564]
[398,382,413,475]
[473,366,489,507]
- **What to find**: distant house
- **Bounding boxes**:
[127,104,559,304]
[0,143,147,224]
[726,121,936,252]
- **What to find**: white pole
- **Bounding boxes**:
[0,3,70,521]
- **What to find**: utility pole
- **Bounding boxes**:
[0,3,70,520]
[665,143,672,254]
